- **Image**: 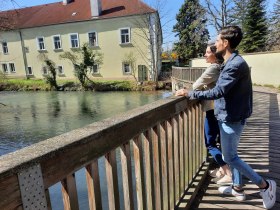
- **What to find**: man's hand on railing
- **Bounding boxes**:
[175,88,189,97]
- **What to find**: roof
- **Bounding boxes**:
[0,0,156,30]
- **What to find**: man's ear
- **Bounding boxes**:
[223,39,229,48]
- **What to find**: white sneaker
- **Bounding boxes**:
[260,179,276,209]
[219,185,246,201]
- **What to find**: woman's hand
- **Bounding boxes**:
[175,88,188,97]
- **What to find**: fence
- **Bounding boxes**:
[0,96,206,210]
[171,67,206,91]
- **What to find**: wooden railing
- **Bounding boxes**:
[171,67,206,91]
[0,96,206,210]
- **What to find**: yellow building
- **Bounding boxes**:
[0,0,162,81]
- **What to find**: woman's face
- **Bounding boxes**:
[204,46,216,63]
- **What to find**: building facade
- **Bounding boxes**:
[0,0,162,81]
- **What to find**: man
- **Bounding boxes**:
[175,26,276,209]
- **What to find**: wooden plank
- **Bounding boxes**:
[143,131,153,210]
[109,150,120,210]
[0,174,23,210]
[85,161,102,210]
[124,142,135,210]
[179,112,184,196]
[150,126,162,210]
[61,173,79,210]
[119,144,131,210]
[192,105,196,176]
[166,119,175,210]
[104,154,115,210]
[132,136,144,210]
[195,104,199,173]
[173,116,180,203]
[159,122,168,210]
[183,110,189,188]
[188,106,193,181]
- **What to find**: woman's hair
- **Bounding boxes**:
[208,44,224,64]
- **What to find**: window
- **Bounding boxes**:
[91,64,99,74]
[57,66,64,75]
[2,42,8,54]
[120,28,130,44]
[88,32,98,47]
[53,35,62,50]
[2,64,8,73]
[27,67,33,75]
[123,63,131,74]
[42,66,48,75]
[37,37,45,50]
[70,33,79,48]
[9,63,15,73]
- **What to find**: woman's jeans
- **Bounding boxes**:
[218,120,263,187]
[204,110,226,166]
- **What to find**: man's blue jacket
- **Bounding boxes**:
[189,51,253,122]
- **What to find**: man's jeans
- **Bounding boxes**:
[219,120,263,187]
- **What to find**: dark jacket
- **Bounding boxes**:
[189,51,253,122]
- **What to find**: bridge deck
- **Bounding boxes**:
[191,90,280,210]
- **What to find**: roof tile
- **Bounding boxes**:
[0,0,155,29]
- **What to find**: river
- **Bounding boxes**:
[0,91,169,209]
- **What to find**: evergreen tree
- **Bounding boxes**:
[231,0,249,28]
[240,0,268,52]
[173,0,209,63]
[267,0,280,50]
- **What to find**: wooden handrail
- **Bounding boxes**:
[0,96,206,210]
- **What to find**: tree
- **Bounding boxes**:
[122,52,138,82]
[173,0,209,62]
[266,0,280,51]
[203,0,235,32]
[239,0,268,52]
[60,43,103,89]
[130,1,163,82]
[44,59,58,90]
[230,0,249,28]
[37,53,58,90]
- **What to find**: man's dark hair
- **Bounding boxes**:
[219,26,243,49]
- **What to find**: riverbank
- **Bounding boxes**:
[0,79,171,91]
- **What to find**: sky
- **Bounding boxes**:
[2,0,277,50]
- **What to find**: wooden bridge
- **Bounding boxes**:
[0,67,279,210]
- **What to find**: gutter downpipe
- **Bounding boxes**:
[19,30,28,78]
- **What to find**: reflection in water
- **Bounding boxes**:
[0,91,165,156]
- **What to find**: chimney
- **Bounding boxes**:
[90,0,102,17]
[63,0,73,5]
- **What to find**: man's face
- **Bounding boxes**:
[215,34,227,54]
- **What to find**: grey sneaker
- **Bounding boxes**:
[260,179,276,209]
[219,185,246,201]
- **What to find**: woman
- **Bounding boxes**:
[192,44,231,184]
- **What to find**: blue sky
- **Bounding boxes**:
[2,0,277,50]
